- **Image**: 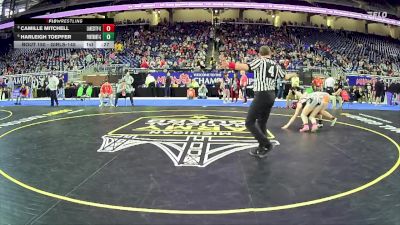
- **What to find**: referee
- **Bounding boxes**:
[220,46,297,158]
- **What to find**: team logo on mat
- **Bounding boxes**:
[97,115,280,167]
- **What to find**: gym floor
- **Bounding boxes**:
[0,106,399,225]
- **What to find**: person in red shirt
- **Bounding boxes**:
[99,79,114,107]
[15,84,28,105]
[140,58,149,69]
[239,70,248,103]
[312,76,323,91]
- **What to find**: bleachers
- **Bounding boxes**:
[1,22,400,76]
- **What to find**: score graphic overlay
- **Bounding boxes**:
[14,18,115,49]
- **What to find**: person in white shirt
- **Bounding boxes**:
[31,77,38,98]
[324,75,336,95]
[47,74,59,107]
[145,74,156,97]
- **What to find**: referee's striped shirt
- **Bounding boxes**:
[248,57,286,92]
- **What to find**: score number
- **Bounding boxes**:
[102,24,115,41]
[102,24,115,32]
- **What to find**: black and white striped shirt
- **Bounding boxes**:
[248,57,286,92]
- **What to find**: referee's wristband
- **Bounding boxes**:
[228,62,236,70]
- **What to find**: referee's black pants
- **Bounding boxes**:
[50,90,58,107]
[245,91,275,148]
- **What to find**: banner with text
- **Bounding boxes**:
[152,72,254,87]
[0,73,68,87]
[346,75,398,86]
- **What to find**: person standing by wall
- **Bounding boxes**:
[276,77,284,99]
[31,77,38,98]
[387,81,396,106]
[222,73,230,104]
[231,73,240,103]
[57,76,65,100]
[123,69,134,96]
[220,46,297,158]
[240,70,248,103]
[145,74,156,97]
[47,74,60,107]
[374,78,384,105]
[165,72,172,97]
[6,77,14,101]
[324,74,335,95]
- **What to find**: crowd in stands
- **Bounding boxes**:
[217,24,400,76]
[1,22,400,77]
[116,22,211,70]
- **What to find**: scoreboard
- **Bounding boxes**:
[13,18,115,49]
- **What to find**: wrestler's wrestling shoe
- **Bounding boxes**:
[311,123,319,132]
[330,117,337,127]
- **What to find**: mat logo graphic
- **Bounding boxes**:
[97,115,280,167]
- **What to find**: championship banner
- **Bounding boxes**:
[0,72,68,86]
[152,72,254,86]
[346,75,373,86]
[346,74,396,87]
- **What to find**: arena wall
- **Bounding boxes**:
[114,10,152,22]
[335,18,366,33]
[219,9,239,20]
[279,12,307,25]
[242,10,273,22]
[173,9,212,22]
[368,23,390,37]
[310,15,326,27]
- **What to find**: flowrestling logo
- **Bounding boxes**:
[97,114,280,167]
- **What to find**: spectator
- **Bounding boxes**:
[324,74,335,94]
[189,79,199,89]
[231,73,240,102]
[240,70,248,103]
[57,76,65,100]
[222,73,230,103]
[99,79,114,107]
[312,76,323,91]
[6,77,14,101]
[276,77,284,100]
[374,79,385,105]
[187,87,196,100]
[198,83,208,99]
[114,80,134,107]
[145,74,156,97]
[331,83,343,109]
[14,84,28,105]
[165,72,172,97]
[31,77,38,98]
[48,74,59,107]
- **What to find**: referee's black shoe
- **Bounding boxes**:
[257,144,274,159]
[249,147,259,156]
